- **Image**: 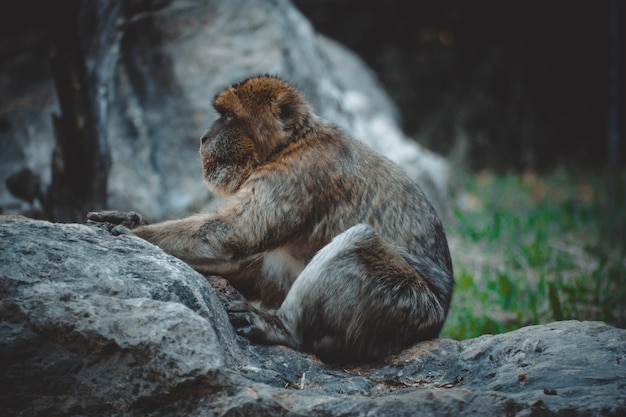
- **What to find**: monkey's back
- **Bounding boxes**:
[258,121,453,280]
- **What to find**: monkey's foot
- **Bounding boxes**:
[225,300,297,349]
[86,210,149,229]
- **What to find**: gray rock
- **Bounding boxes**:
[0,0,449,221]
[1,216,625,416]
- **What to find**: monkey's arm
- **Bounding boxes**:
[132,214,227,265]
[89,183,311,272]
[87,210,228,263]
[87,210,240,274]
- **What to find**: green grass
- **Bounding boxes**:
[441,169,626,340]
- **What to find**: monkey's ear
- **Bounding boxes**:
[276,89,308,133]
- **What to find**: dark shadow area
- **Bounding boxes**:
[295,0,625,171]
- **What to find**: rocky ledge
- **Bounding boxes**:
[1,216,624,416]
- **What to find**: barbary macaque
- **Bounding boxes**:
[88,75,454,363]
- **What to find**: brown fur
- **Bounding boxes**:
[88,75,454,363]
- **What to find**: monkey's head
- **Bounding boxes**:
[200,75,313,194]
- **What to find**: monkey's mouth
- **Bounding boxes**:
[202,155,219,171]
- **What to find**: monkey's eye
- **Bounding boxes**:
[223,112,235,123]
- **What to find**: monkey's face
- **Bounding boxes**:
[200,76,309,194]
[199,110,260,195]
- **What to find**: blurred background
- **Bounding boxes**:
[1,0,624,338]
[296,0,625,170]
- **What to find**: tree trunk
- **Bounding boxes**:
[45,1,110,222]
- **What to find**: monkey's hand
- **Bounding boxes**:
[86,210,149,236]
[87,210,149,228]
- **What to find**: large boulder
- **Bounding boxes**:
[0,0,449,222]
[1,216,625,416]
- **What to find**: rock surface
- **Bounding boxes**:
[1,216,625,416]
[0,0,449,221]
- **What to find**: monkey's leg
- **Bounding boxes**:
[235,224,448,363]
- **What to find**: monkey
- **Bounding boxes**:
[87,75,454,364]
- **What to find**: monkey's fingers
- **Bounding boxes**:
[228,310,269,344]
[86,220,136,237]
[228,311,254,328]
[110,225,135,236]
[224,300,266,340]
[224,299,253,323]
[86,219,117,233]
[86,210,149,228]
[226,303,294,347]
[86,210,128,225]
[234,323,268,344]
